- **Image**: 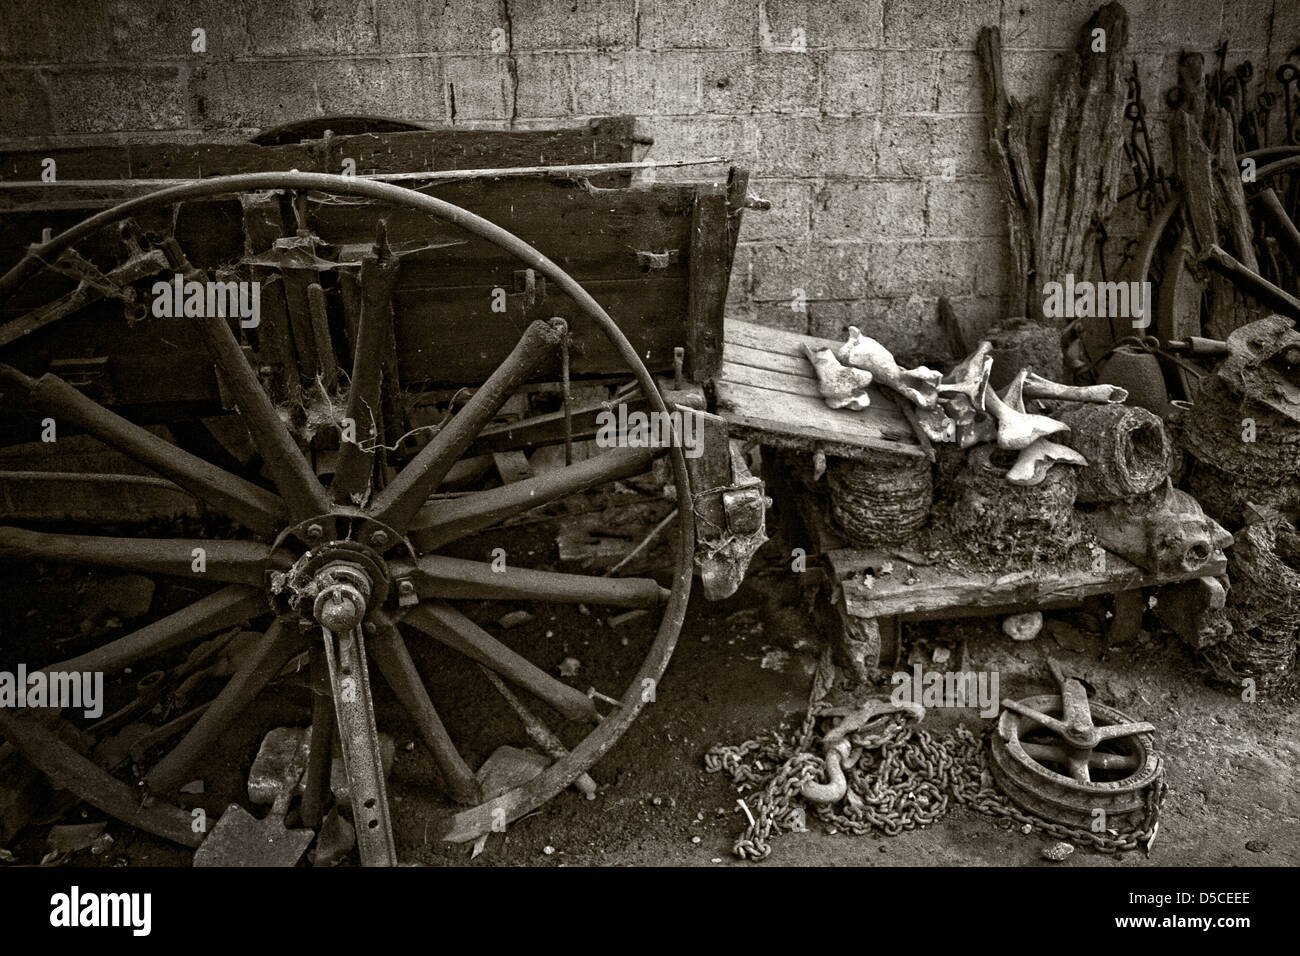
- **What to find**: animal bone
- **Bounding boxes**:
[836,327,941,408]
[985,372,1070,450]
[1022,371,1128,404]
[801,344,873,410]
[956,410,998,448]
[938,341,993,409]
[1006,437,1089,486]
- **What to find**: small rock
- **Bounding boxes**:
[0,849,15,863]
[1245,840,1270,853]
[90,833,114,856]
[691,836,701,844]
[497,610,534,629]
[48,822,106,854]
[931,646,951,664]
[101,575,156,620]
[651,796,662,806]
[711,857,722,864]
[542,845,556,856]
[1042,841,1075,862]
[179,780,204,794]
[557,657,581,677]
[1020,823,1033,835]
[1004,611,1044,642]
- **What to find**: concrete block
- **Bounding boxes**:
[0,1,112,63]
[47,65,188,133]
[509,0,637,51]
[925,177,1006,237]
[865,239,978,297]
[644,115,758,167]
[636,0,755,48]
[820,51,884,115]
[443,54,512,120]
[239,0,380,56]
[0,69,51,139]
[572,51,700,116]
[813,180,926,239]
[754,115,876,177]
[738,179,812,241]
[702,50,819,114]
[513,52,574,118]
[195,60,323,129]
[750,240,873,301]
[317,57,438,121]
[751,300,812,333]
[875,114,986,180]
[375,0,500,53]
[882,0,1000,50]
[761,0,884,50]
[881,51,940,113]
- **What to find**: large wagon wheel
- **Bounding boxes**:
[0,171,694,862]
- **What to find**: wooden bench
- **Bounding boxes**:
[713,319,924,461]
[711,320,1229,679]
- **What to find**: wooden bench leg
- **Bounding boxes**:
[1109,589,1146,644]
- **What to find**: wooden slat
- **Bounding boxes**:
[829,547,1228,619]
[724,341,816,378]
[715,379,920,458]
[718,359,904,421]
[686,184,728,383]
[714,319,917,456]
[394,277,687,384]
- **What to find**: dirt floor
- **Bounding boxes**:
[1,518,1297,868]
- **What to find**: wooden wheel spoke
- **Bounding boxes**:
[369,613,480,804]
[0,365,283,535]
[0,525,276,586]
[409,554,669,608]
[188,311,332,523]
[47,585,265,675]
[300,644,335,829]
[145,618,302,794]
[369,319,565,533]
[0,709,202,847]
[409,445,660,550]
[331,236,400,504]
[403,602,598,724]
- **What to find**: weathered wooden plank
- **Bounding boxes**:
[0,142,322,184]
[724,341,816,378]
[393,277,688,384]
[305,179,695,285]
[686,184,728,383]
[323,117,640,177]
[831,547,1227,620]
[714,379,919,456]
[718,359,906,427]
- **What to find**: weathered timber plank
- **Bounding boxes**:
[714,379,919,456]
[831,547,1228,619]
[686,184,729,383]
[393,277,687,384]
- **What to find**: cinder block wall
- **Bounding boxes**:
[1,0,1292,357]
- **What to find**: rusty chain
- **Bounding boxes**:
[704,695,1166,862]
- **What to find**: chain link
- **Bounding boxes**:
[704,686,1165,862]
